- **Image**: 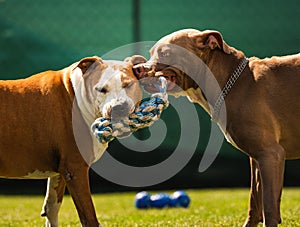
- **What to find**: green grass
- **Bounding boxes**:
[0,188,300,226]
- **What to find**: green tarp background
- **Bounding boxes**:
[0,0,299,192]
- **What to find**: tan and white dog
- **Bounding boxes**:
[0,55,145,227]
[133,29,300,227]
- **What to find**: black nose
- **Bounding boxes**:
[111,102,131,120]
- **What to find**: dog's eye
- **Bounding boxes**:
[162,51,170,57]
[159,51,170,58]
[159,47,171,58]
[95,86,108,94]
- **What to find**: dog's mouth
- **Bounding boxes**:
[100,101,136,138]
[140,66,183,94]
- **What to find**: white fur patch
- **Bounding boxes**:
[96,67,134,119]
[71,60,137,164]
[42,176,61,227]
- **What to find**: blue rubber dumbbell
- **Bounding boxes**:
[170,190,190,208]
[135,191,151,209]
[149,193,170,208]
[135,191,191,209]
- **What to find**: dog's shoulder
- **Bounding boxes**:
[248,57,270,80]
[249,54,300,80]
[250,53,300,66]
[0,70,60,91]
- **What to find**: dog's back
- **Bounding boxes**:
[0,71,73,177]
[248,53,300,109]
[249,53,300,77]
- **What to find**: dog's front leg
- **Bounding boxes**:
[61,160,100,227]
[257,144,285,227]
[41,175,66,227]
[243,157,263,227]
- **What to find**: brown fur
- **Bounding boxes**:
[0,55,144,227]
[134,29,300,227]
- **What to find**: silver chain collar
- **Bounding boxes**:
[212,57,249,121]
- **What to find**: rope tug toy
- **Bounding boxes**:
[91,77,169,144]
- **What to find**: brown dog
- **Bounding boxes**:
[0,55,145,227]
[133,29,300,227]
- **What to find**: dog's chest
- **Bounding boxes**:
[218,124,240,149]
[92,138,108,163]
[224,131,239,149]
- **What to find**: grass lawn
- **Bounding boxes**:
[0,188,300,226]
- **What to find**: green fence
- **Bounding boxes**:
[0,0,299,192]
[1,0,299,79]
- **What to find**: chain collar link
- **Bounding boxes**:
[212,57,249,121]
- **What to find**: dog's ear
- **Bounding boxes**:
[71,56,104,91]
[191,30,231,54]
[125,55,147,65]
[75,56,103,75]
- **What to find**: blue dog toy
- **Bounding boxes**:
[91,77,169,144]
[169,190,190,208]
[135,191,191,209]
[135,191,151,209]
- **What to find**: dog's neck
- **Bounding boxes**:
[205,48,246,93]
[67,68,108,164]
[188,48,246,126]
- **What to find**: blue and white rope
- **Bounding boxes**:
[91,77,169,144]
